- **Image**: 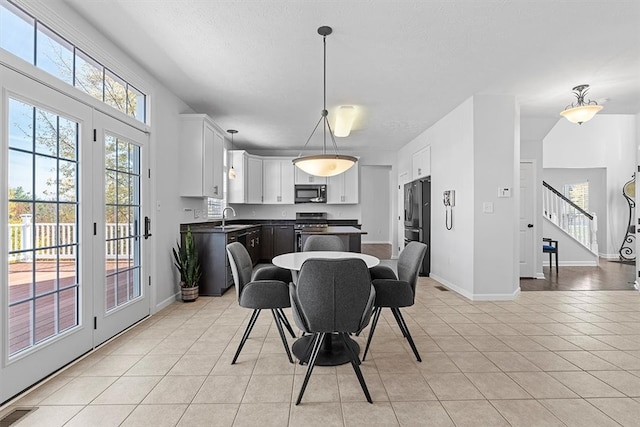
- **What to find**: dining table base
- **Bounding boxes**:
[292,333,361,366]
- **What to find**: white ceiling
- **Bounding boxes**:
[63,0,640,152]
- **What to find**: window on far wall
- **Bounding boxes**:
[563,181,589,211]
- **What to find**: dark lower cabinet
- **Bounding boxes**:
[187,226,261,296]
[260,224,294,261]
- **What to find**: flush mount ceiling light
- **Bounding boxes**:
[292,26,357,177]
[227,129,238,180]
[560,84,603,125]
[334,105,357,137]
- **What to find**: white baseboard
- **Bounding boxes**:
[361,241,391,245]
[154,292,180,313]
[600,253,622,259]
[543,261,598,267]
[429,274,520,301]
[535,272,545,279]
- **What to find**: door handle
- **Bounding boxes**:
[144,216,153,239]
[527,224,534,228]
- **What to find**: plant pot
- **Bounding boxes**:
[181,285,199,302]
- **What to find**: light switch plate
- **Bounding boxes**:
[498,187,511,198]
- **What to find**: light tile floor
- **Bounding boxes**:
[2,278,640,426]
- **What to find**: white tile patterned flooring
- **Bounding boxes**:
[2,277,640,426]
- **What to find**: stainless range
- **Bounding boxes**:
[294,212,328,251]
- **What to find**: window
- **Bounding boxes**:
[0,0,147,123]
[7,98,80,355]
[563,182,589,211]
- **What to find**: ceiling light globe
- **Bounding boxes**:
[560,104,603,124]
[293,155,357,177]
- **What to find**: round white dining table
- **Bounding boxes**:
[272,251,379,280]
[271,251,380,366]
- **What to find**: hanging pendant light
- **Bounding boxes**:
[560,84,603,125]
[227,129,238,180]
[292,26,357,177]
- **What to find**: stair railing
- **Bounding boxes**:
[542,181,598,253]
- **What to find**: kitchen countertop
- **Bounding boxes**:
[298,226,367,235]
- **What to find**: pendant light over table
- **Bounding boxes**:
[292,26,357,177]
[227,129,238,180]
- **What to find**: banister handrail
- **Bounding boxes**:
[542,181,593,220]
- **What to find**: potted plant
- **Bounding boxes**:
[173,226,201,302]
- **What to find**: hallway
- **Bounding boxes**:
[520,260,636,291]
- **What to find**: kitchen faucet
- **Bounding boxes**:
[221,206,236,228]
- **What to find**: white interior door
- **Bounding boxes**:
[519,161,535,277]
[1,66,94,402]
[93,111,150,346]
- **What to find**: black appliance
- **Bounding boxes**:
[295,184,327,204]
[404,177,431,275]
[294,212,328,251]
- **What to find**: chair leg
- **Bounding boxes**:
[232,309,261,364]
[276,308,296,338]
[340,332,372,403]
[390,307,407,337]
[271,310,293,363]
[392,308,421,362]
[362,306,382,362]
[555,251,558,275]
[295,332,325,405]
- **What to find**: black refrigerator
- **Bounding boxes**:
[404,177,431,276]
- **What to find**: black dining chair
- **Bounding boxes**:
[289,258,376,404]
[251,265,296,338]
[363,241,427,362]
[226,242,294,364]
[302,235,345,251]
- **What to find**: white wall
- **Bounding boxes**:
[361,166,392,243]
[397,96,520,300]
[543,115,637,257]
[473,95,520,297]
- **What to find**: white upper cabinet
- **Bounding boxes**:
[327,164,359,204]
[228,151,264,204]
[263,158,294,204]
[294,167,327,185]
[412,146,431,180]
[179,114,224,198]
[247,155,263,204]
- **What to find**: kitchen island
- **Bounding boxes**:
[296,225,367,252]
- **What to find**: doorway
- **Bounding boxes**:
[1,66,150,403]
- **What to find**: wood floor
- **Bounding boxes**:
[520,259,637,291]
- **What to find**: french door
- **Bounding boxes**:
[1,66,149,403]
[92,112,149,345]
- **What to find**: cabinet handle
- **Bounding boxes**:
[213,185,219,195]
[251,238,255,248]
[256,237,260,244]
[277,195,281,202]
[417,168,422,176]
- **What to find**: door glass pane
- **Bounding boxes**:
[105,134,141,312]
[7,98,79,357]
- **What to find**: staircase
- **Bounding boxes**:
[542,181,598,255]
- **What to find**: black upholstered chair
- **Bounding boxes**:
[302,235,345,252]
[290,258,375,404]
[226,242,294,364]
[363,241,427,362]
[251,265,296,338]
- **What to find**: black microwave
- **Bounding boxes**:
[294,184,327,203]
